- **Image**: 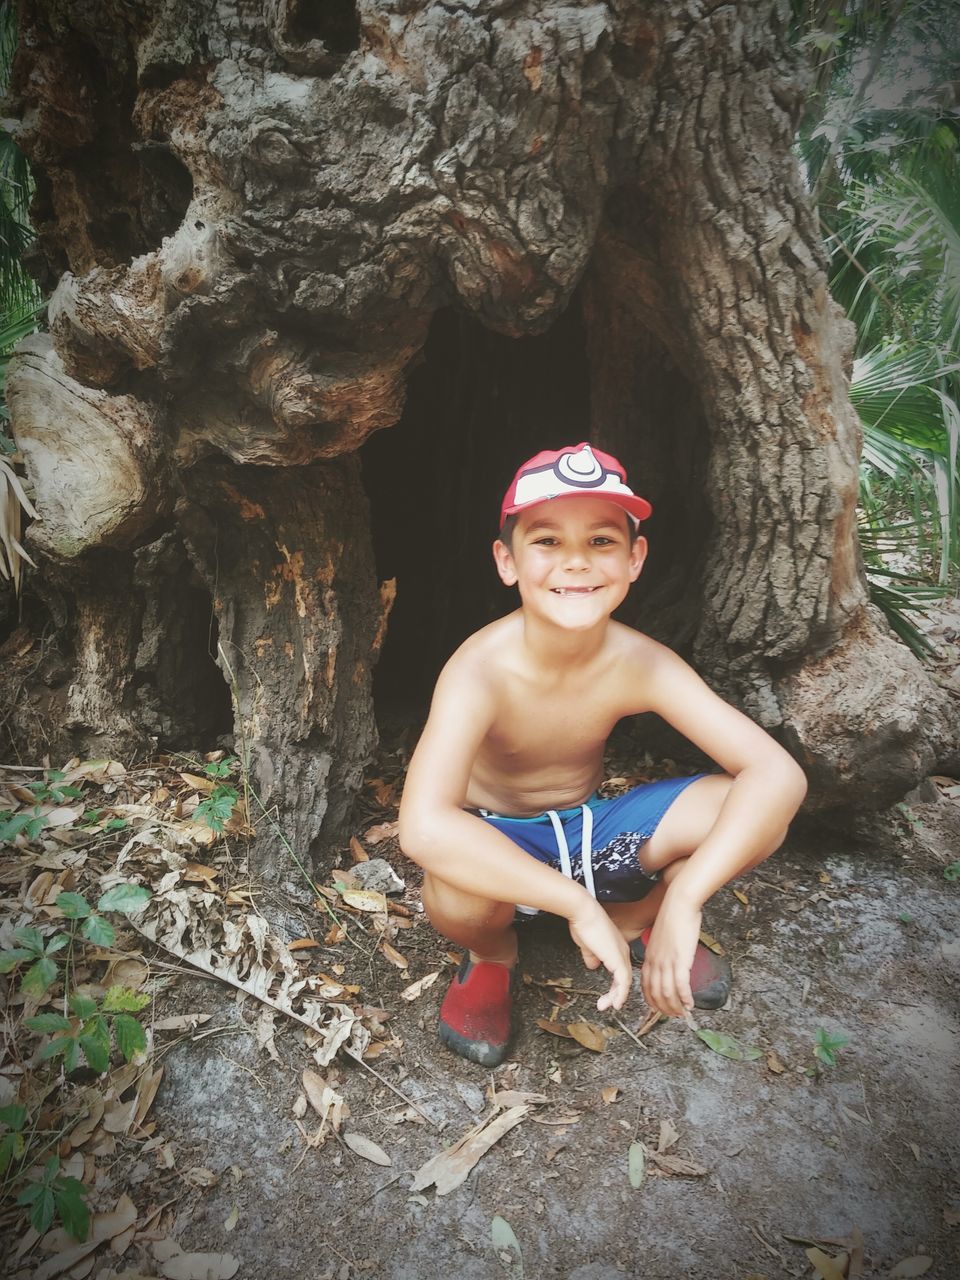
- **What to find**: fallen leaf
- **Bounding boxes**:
[635,1009,666,1036]
[601,1086,620,1105]
[342,1131,391,1166]
[887,1259,933,1279]
[370,778,398,807]
[491,1089,548,1109]
[491,1214,522,1276]
[223,1205,239,1232]
[766,1051,787,1074]
[806,1247,849,1280]
[43,806,83,828]
[341,887,387,913]
[34,1195,138,1280]
[400,971,440,1001]
[411,1106,529,1195]
[152,1013,211,1032]
[628,1141,646,1189]
[364,821,399,844]
[381,941,409,969]
[178,772,216,793]
[698,930,725,955]
[732,888,749,906]
[160,1253,240,1280]
[324,922,345,944]
[349,835,369,863]
[182,1166,218,1187]
[566,1021,616,1052]
[695,1029,763,1061]
[182,862,219,886]
[657,1118,680,1152]
[288,938,320,951]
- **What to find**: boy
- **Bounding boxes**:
[398,442,807,1066]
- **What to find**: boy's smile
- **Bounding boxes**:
[493,495,647,630]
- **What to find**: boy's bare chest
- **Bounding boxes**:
[486,679,622,762]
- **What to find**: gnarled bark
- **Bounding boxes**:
[3,0,955,851]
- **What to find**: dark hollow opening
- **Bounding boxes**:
[136,144,195,249]
[362,286,712,730]
[289,0,361,55]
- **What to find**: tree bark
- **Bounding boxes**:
[3,0,955,842]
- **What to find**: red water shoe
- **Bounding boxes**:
[629,927,732,1010]
[438,957,514,1066]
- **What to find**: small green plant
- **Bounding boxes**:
[23,771,84,805]
[195,783,239,833]
[944,861,960,881]
[0,807,48,843]
[16,1154,89,1239]
[204,757,239,779]
[0,884,151,997]
[813,1026,851,1068]
[0,1103,27,1174]
[26,986,150,1072]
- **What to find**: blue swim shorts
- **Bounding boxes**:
[474,775,706,912]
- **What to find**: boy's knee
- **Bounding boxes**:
[422,873,514,932]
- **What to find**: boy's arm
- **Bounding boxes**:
[637,642,808,1015]
[399,655,633,1010]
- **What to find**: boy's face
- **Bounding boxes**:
[493,496,647,630]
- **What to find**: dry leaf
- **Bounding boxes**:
[349,836,369,863]
[342,1131,391,1166]
[288,938,320,951]
[160,1253,240,1280]
[566,1021,616,1053]
[698,930,725,955]
[182,1166,218,1187]
[178,771,216,793]
[491,1089,548,1109]
[324,922,345,944]
[400,971,440,1001]
[601,1086,620,1105]
[732,888,749,906]
[34,1195,138,1280]
[411,1106,529,1195]
[341,887,387,913]
[364,821,399,844]
[380,941,408,969]
[152,1013,211,1032]
[806,1247,849,1280]
[223,1205,239,1232]
[766,1051,787,1074]
[888,1259,933,1279]
[535,1018,573,1039]
[657,1118,679,1152]
[183,862,219,887]
[635,1009,666,1037]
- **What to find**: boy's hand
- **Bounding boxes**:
[639,894,702,1018]
[568,901,633,1011]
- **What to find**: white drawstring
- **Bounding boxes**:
[547,805,596,900]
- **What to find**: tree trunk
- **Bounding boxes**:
[3,0,955,852]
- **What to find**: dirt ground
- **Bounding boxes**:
[15,787,951,1280]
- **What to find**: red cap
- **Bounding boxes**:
[499,442,652,529]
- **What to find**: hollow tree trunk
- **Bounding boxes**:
[3,0,955,856]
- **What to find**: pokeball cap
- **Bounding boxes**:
[499,442,652,529]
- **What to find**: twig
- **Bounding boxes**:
[610,1013,648,1051]
[342,1047,437,1128]
[216,1050,269,1092]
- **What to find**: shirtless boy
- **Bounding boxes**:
[398,442,807,1066]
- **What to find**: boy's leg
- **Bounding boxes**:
[422,872,518,1067]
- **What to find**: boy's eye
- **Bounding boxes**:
[591,536,617,546]
[532,536,559,546]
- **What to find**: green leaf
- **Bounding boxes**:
[68,993,98,1019]
[21,1183,55,1235]
[54,1178,90,1241]
[194,786,238,834]
[25,1012,72,1034]
[103,817,128,831]
[695,1029,764,1061]
[97,883,150,915]
[40,1034,78,1063]
[814,1026,851,1067]
[103,985,149,1013]
[0,1130,25,1175]
[943,860,960,881]
[81,914,116,947]
[79,1017,111,1074]
[12,926,45,954]
[628,1140,646,1189]
[21,955,58,997]
[45,933,70,955]
[0,1103,27,1131]
[113,1013,147,1062]
[0,948,32,973]
[55,892,90,918]
[491,1214,523,1278]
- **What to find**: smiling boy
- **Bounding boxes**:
[398,443,807,1066]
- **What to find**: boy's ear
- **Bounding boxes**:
[629,535,648,582]
[492,538,518,586]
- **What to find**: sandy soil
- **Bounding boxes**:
[69,792,960,1280]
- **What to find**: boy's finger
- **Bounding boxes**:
[580,945,601,970]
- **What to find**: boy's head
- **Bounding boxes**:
[498,443,651,551]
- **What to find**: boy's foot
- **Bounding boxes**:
[438,956,514,1067]
[629,928,732,1010]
